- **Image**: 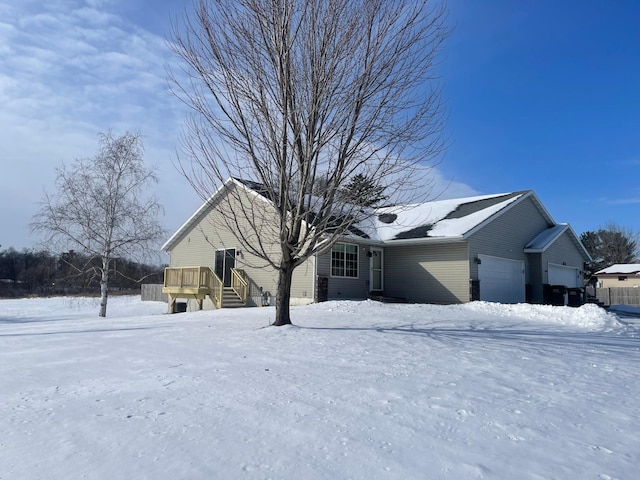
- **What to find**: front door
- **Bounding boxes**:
[215,248,236,287]
[369,247,384,292]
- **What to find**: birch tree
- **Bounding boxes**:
[31,131,165,317]
[169,0,449,325]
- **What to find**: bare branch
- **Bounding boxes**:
[168,0,449,325]
[31,131,166,316]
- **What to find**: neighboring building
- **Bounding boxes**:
[594,264,640,288]
[162,178,591,312]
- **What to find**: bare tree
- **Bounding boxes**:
[31,131,166,317]
[169,0,449,325]
[581,222,639,274]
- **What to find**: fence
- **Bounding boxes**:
[595,287,640,306]
[141,284,168,302]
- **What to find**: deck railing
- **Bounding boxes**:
[164,266,212,289]
[163,266,247,309]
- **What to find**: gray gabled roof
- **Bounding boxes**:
[525,224,569,252]
[524,224,592,261]
[354,190,546,243]
[163,179,586,256]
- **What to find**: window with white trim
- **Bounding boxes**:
[331,243,358,278]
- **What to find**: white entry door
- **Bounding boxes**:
[369,247,384,292]
[478,254,525,303]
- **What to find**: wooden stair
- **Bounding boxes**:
[163,266,249,312]
[220,287,246,308]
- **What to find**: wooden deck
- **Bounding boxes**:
[162,266,248,312]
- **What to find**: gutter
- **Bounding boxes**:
[342,235,466,247]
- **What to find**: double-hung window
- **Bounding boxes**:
[331,243,358,278]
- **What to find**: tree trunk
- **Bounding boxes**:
[273,263,294,326]
[99,256,110,317]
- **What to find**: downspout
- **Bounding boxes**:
[312,253,317,303]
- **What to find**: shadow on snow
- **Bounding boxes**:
[0,326,155,337]
[299,321,639,357]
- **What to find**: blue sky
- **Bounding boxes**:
[1,0,638,251]
[442,0,640,236]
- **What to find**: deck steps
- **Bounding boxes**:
[220,287,245,308]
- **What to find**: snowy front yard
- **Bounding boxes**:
[1,297,638,479]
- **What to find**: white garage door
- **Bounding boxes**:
[548,263,581,288]
[478,254,525,303]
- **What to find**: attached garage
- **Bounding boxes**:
[548,263,581,288]
[478,254,525,303]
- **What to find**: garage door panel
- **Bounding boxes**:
[548,263,580,288]
[478,255,525,303]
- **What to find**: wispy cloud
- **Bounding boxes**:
[0,0,477,250]
[606,197,640,205]
[0,0,187,249]
[0,1,177,136]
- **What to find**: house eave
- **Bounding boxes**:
[332,234,466,247]
[161,178,275,253]
[524,225,569,254]
[161,180,232,252]
[596,273,640,277]
[380,235,466,246]
[462,191,546,240]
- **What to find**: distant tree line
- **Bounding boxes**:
[0,247,165,298]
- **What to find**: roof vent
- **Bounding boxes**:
[378,213,397,224]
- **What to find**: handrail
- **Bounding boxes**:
[209,270,223,309]
[231,268,248,303]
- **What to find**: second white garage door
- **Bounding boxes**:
[478,254,525,303]
[548,263,581,288]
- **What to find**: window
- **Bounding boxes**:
[618,276,628,281]
[331,243,358,278]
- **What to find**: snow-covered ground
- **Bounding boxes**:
[1,296,638,480]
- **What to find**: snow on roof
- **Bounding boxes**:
[595,264,640,275]
[524,223,591,261]
[163,178,540,250]
[524,224,568,252]
[356,191,525,242]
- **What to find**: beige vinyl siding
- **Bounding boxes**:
[167,183,314,306]
[316,243,370,300]
[467,196,552,283]
[168,189,240,268]
[290,258,315,303]
[598,275,640,288]
[541,231,586,285]
[384,242,469,304]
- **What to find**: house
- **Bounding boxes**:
[161,178,591,312]
[594,264,640,288]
